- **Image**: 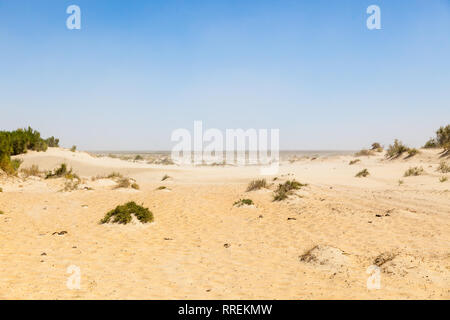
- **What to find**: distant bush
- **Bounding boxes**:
[233,199,254,207]
[156,186,167,190]
[273,180,307,201]
[371,143,383,152]
[134,155,143,161]
[355,169,370,178]
[386,139,409,159]
[349,159,361,165]
[423,125,450,152]
[404,166,424,177]
[46,163,70,179]
[70,145,77,152]
[0,127,57,175]
[407,148,419,158]
[423,138,438,149]
[100,202,154,224]
[439,176,448,183]
[45,136,59,147]
[437,161,450,173]
[246,179,268,192]
[115,177,131,189]
[131,182,140,190]
[355,149,375,157]
[161,174,170,181]
[0,210,4,215]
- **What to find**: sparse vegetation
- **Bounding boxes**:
[0,210,4,215]
[386,139,409,159]
[0,187,3,192]
[70,145,77,152]
[156,186,167,190]
[371,143,383,152]
[439,176,448,183]
[423,124,450,152]
[131,182,140,190]
[437,161,450,173]
[349,159,361,165]
[404,166,424,177]
[398,179,404,186]
[100,201,154,224]
[355,149,374,157]
[233,199,254,207]
[355,169,370,178]
[407,148,419,157]
[114,177,139,190]
[161,174,170,181]
[273,180,307,201]
[21,164,41,178]
[45,136,59,147]
[46,163,70,179]
[134,155,143,161]
[246,179,268,192]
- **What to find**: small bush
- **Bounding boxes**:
[386,139,409,159]
[46,163,70,179]
[439,176,448,183]
[233,199,254,207]
[100,201,154,224]
[437,161,450,173]
[355,149,374,157]
[114,177,131,189]
[398,179,404,186]
[131,183,140,190]
[0,187,3,192]
[21,164,41,178]
[273,180,307,201]
[134,155,143,161]
[371,143,383,152]
[45,136,59,147]
[355,169,370,178]
[407,148,419,158]
[70,145,77,152]
[404,166,424,177]
[246,179,268,192]
[63,179,81,192]
[156,186,167,190]
[349,159,361,165]
[161,174,170,181]
[423,138,438,149]
[0,210,4,215]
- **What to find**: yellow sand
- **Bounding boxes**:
[0,148,449,299]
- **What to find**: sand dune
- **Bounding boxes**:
[0,148,449,299]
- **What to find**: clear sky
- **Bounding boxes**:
[1,0,449,150]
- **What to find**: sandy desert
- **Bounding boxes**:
[0,147,448,300]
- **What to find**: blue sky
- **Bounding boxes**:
[1,0,449,150]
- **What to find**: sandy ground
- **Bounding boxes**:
[0,148,449,299]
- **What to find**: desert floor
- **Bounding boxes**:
[0,148,449,299]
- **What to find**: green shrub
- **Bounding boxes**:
[355,169,370,178]
[386,139,409,159]
[45,136,59,147]
[423,138,438,149]
[371,143,383,152]
[349,159,361,165]
[114,177,131,189]
[134,155,143,161]
[437,161,450,173]
[273,180,307,201]
[398,179,404,186]
[233,199,254,207]
[404,166,424,177]
[70,145,77,152]
[246,179,268,192]
[407,148,419,157]
[439,176,448,183]
[100,202,154,224]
